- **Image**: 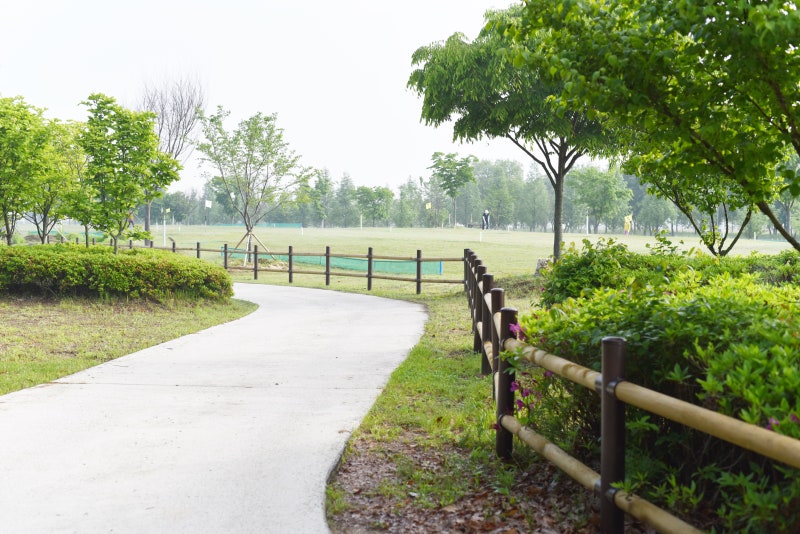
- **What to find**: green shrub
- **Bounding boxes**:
[515,266,800,531]
[0,244,233,300]
[538,238,800,307]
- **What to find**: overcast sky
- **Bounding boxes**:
[1,0,536,193]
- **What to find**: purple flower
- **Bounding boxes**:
[510,381,520,392]
[766,417,780,431]
[791,413,800,424]
[544,371,554,379]
[492,423,500,430]
[521,388,532,398]
[509,323,527,341]
[516,399,525,410]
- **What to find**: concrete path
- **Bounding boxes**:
[0,283,427,534]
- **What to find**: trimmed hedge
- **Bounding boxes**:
[0,245,233,300]
[538,238,800,307]
[516,240,800,531]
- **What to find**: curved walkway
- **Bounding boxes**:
[0,283,427,533]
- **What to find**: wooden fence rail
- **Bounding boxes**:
[464,248,800,534]
[57,238,463,294]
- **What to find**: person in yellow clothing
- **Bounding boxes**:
[624,214,633,235]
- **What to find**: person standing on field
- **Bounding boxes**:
[482,209,490,230]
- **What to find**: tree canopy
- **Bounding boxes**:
[428,152,476,227]
[507,0,800,251]
[0,97,49,245]
[408,7,615,258]
[197,107,313,247]
[78,93,180,251]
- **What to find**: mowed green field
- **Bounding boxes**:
[68,223,796,278]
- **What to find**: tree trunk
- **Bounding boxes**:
[552,178,564,259]
[144,201,152,246]
[757,201,800,251]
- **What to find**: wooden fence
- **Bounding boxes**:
[58,237,463,294]
[464,248,800,533]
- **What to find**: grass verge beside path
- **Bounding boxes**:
[0,296,256,396]
[322,283,601,532]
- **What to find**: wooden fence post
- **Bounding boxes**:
[288,246,294,283]
[599,336,627,534]
[196,242,201,259]
[325,246,331,286]
[368,247,374,291]
[463,248,471,293]
[416,249,422,294]
[473,263,486,354]
[490,288,505,378]
[254,245,259,280]
[223,244,228,269]
[172,241,176,253]
[480,273,494,375]
[496,307,517,461]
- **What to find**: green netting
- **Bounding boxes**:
[222,249,443,275]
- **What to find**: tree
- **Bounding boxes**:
[139,77,206,242]
[394,178,422,227]
[332,174,357,227]
[428,152,476,227]
[310,169,334,228]
[418,173,448,227]
[79,93,180,251]
[473,159,523,229]
[355,186,394,227]
[522,167,553,232]
[408,7,615,258]
[509,0,800,251]
[569,166,632,234]
[197,107,312,250]
[637,194,678,236]
[0,97,49,245]
[24,120,84,243]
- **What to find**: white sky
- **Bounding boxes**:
[1,0,534,193]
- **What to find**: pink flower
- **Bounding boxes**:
[509,323,528,341]
[766,417,780,431]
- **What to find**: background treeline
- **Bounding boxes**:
[139,162,800,241]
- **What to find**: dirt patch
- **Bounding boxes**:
[327,432,656,533]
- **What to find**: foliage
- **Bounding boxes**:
[507,0,800,251]
[0,245,232,301]
[24,120,85,243]
[0,96,50,245]
[78,93,180,251]
[567,166,632,233]
[537,237,800,307]
[197,107,313,235]
[355,186,394,226]
[516,243,800,530]
[428,152,476,227]
[408,7,616,257]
